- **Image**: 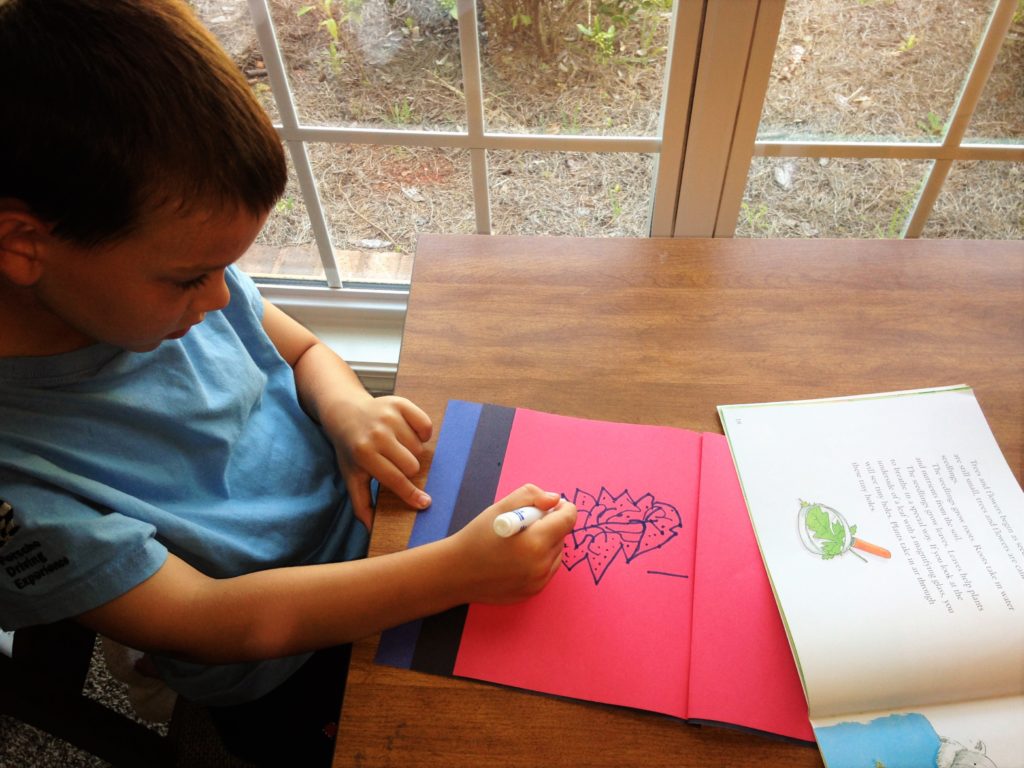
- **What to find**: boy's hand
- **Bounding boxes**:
[447,484,578,604]
[259,301,433,526]
[324,394,433,528]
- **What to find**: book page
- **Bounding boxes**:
[719,387,1024,720]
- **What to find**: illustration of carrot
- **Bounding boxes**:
[850,537,891,559]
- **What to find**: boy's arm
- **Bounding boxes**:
[78,486,576,663]
[260,299,433,527]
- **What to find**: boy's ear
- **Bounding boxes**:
[0,200,49,287]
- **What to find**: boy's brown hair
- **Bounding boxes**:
[0,0,287,246]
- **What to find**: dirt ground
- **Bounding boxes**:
[194,0,1023,283]
[746,0,1023,239]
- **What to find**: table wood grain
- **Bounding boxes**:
[336,235,1023,768]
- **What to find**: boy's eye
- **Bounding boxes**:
[177,274,210,291]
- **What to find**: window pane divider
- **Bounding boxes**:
[456,1,491,233]
[713,0,786,237]
[649,0,705,236]
[904,0,1019,237]
[754,140,1024,162]
[247,0,342,287]
[271,124,662,153]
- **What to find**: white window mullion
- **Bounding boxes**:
[672,0,763,236]
[713,0,786,237]
[284,140,343,287]
[244,0,298,132]
[754,141,1024,162]
[246,0,343,287]
[456,0,491,234]
[649,0,705,236]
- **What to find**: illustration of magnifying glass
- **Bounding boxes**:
[797,500,891,562]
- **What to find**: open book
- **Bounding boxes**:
[377,400,814,742]
[718,386,1024,768]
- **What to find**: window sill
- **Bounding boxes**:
[258,282,406,395]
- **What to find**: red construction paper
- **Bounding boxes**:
[453,408,701,716]
[446,407,812,740]
[688,433,814,740]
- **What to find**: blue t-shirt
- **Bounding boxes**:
[0,267,368,704]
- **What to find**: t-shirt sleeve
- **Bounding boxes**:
[0,468,167,629]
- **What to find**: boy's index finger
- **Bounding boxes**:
[489,485,550,516]
[554,500,579,533]
[390,396,433,443]
[533,499,578,538]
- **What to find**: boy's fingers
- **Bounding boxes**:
[390,442,422,479]
[346,442,430,511]
[379,471,431,510]
[347,479,375,530]
[399,399,433,443]
[496,484,560,515]
[381,396,433,445]
[536,499,578,536]
[528,499,577,528]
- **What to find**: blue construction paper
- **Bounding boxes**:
[375,400,483,668]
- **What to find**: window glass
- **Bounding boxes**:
[757,0,993,142]
[268,0,465,131]
[736,157,931,238]
[237,147,327,280]
[478,0,672,136]
[191,1,282,122]
[965,15,1024,142]
[921,161,1024,238]
[315,143,475,284]
[738,0,1020,240]
[489,151,655,237]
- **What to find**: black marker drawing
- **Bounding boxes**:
[561,487,682,584]
[646,570,689,579]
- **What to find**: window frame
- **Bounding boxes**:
[242,0,1023,391]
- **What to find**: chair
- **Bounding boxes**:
[0,620,175,767]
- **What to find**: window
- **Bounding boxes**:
[200,0,685,289]
[192,0,1022,390]
[721,0,1024,238]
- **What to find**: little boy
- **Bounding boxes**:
[0,1,576,765]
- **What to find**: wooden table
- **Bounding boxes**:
[335,235,1023,768]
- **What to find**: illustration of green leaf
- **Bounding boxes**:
[805,505,829,537]
[822,540,843,558]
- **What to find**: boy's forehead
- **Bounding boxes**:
[112,202,265,270]
[145,201,265,239]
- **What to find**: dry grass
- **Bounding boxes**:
[742,0,1024,239]
[194,0,1022,283]
[760,0,992,138]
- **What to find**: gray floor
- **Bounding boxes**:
[0,715,109,768]
[1,637,150,767]
[0,638,251,768]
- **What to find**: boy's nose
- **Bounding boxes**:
[194,269,231,313]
